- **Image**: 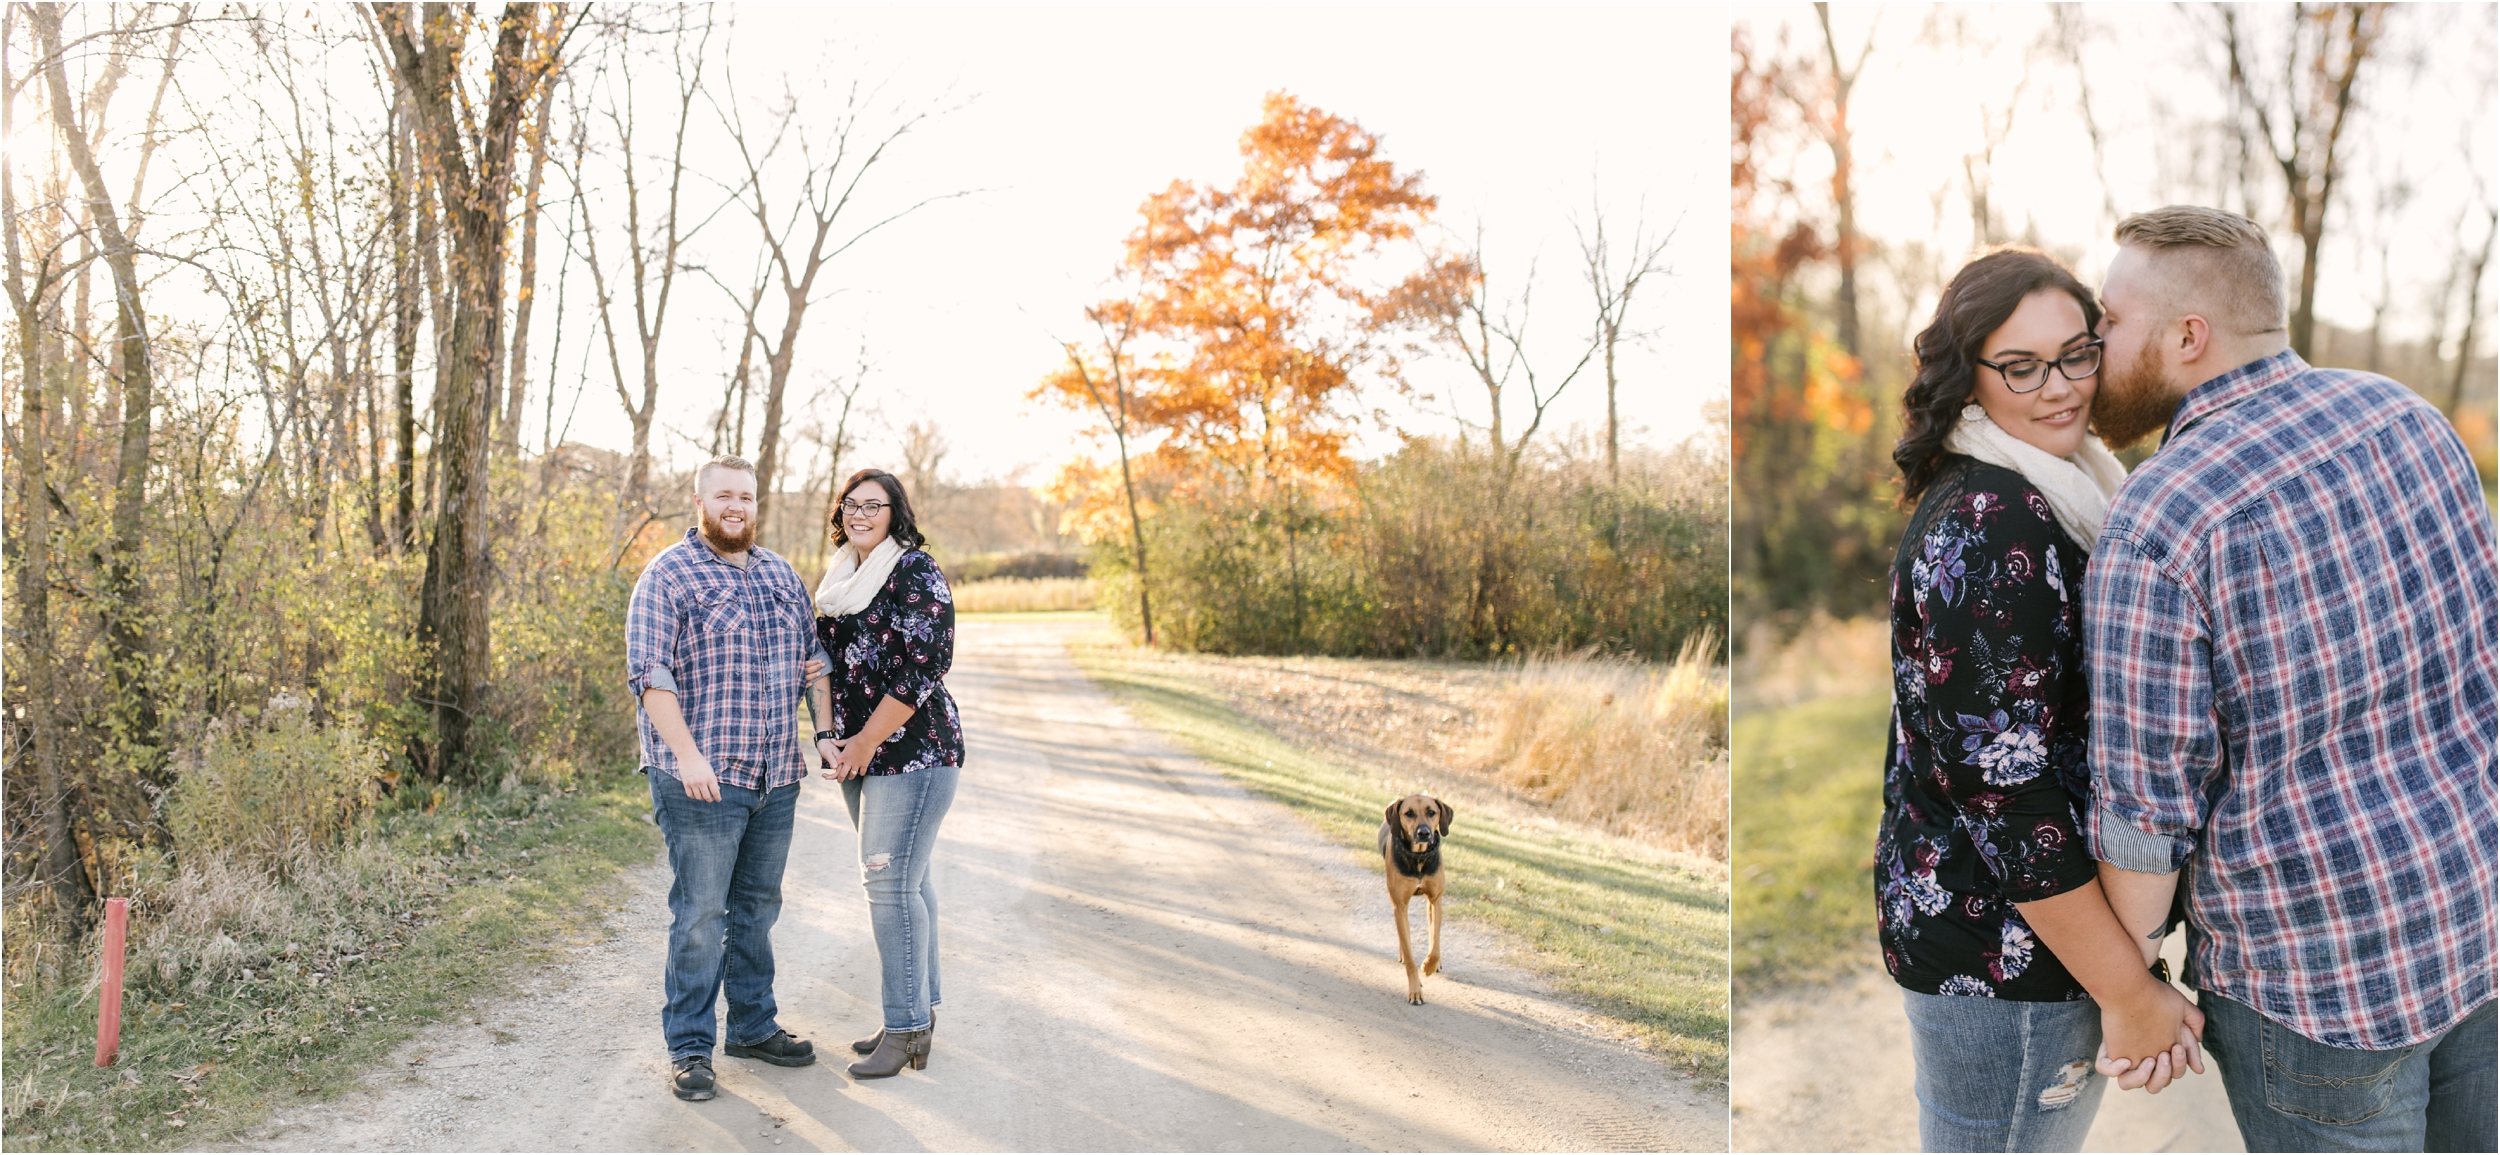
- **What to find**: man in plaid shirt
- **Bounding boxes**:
[626,455,841,1101]
[2084,207,2495,1150]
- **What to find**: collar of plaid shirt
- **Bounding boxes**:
[2163,347,2302,445]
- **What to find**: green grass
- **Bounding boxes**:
[1071,637,1730,1080]
[1731,689,1892,997]
[0,771,658,1151]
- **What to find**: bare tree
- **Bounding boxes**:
[2447,200,2496,418]
[370,0,568,780]
[805,342,872,574]
[500,48,563,457]
[714,73,966,533]
[2218,2,2388,358]
[1575,197,1675,482]
[1810,2,1875,358]
[574,7,712,504]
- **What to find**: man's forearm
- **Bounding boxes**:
[2097,862,2181,968]
[640,689,705,767]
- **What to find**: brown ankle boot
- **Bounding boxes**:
[851,1008,932,1055]
[846,1027,930,1078]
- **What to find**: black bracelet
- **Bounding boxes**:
[2149,957,2172,984]
[814,730,839,743]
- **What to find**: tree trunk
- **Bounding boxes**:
[33,3,164,787]
[2447,206,2496,418]
[503,72,560,456]
[375,0,559,781]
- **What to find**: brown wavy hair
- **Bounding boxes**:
[830,469,926,552]
[1894,247,2102,504]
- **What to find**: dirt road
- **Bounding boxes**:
[245,618,1723,1152]
[1731,939,2244,1153]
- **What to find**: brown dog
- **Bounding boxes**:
[1378,794,1452,1004]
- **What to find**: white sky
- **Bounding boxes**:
[1741,3,2496,354]
[537,3,1730,485]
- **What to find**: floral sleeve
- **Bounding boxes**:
[1899,481,2096,903]
[884,553,955,709]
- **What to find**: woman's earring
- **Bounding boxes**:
[1961,402,1986,421]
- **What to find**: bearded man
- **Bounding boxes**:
[2084,206,2496,1150]
[625,454,836,1100]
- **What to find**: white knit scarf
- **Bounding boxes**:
[815,536,904,617]
[1944,404,2129,550]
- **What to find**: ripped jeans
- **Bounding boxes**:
[841,762,958,1033]
[1903,988,2106,1152]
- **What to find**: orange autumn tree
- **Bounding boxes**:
[1038,92,1436,649]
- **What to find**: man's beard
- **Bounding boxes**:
[699,506,756,553]
[2090,338,2182,450]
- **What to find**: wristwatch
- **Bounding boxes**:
[2149,957,2172,984]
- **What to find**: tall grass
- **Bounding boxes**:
[1476,635,1730,859]
[952,576,1097,614]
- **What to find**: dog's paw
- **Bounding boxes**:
[1423,955,1440,977]
[1407,989,1426,1005]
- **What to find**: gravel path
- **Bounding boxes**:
[239,617,1723,1152]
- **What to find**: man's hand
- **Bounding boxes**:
[815,737,842,778]
[2096,978,2205,1092]
[677,756,722,803]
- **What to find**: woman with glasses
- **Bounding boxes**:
[1877,248,2192,1151]
[811,468,965,1079]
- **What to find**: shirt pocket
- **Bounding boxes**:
[692,584,745,634]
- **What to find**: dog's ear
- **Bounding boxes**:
[1433,797,1453,835]
[1386,799,1404,829]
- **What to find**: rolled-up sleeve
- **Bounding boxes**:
[625,563,679,700]
[2085,535,2220,873]
[886,556,955,709]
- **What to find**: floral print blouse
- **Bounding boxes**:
[1877,458,2097,1001]
[815,549,964,776]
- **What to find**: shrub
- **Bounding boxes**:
[951,549,1089,582]
[165,702,384,877]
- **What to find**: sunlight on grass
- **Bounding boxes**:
[1731,690,1891,998]
[1072,636,1730,1081]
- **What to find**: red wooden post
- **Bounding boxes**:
[95,897,127,1067]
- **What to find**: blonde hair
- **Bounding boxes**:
[2113,206,2286,337]
[695,454,757,493]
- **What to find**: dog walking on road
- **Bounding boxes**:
[1379,794,1452,1005]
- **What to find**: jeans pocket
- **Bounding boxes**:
[2259,1016,2415,1125]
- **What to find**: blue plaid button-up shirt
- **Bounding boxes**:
[2086,350,2496,1051]
[626,528,828,791]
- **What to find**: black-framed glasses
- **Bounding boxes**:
[1976,340,2102,393]
[837,500,890,519]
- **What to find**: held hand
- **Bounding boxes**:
[2095,980,2205,1092]
[815,737,842,779]
[803,658,828,684]
[828,735,876,780]
[678,756,722,803]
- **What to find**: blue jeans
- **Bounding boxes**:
[2203,991,2496,1152]
[1902,989,2107,1152]
[841,763,957,1033]
[647,770,797,1060]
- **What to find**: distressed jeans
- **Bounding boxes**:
[1902,988,2106,1152]
[648,770,798,1060]
[2203,991,2496,1153]
[842,763,958,1033]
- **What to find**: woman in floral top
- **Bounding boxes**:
[812,468,964,1080]
[1878,249,2201,1151]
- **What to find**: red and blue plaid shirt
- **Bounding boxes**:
[2086,351,2496,1051]
[626,529,828,791]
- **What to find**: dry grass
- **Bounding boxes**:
[952,576,1097,614]
[1477,636,1730,858]
[1097,642,1728,862]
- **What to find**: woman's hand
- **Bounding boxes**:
[803,658,827,684]
[815,736,843,778]
[2095,977,2206,1093]
[825,734,876,780]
